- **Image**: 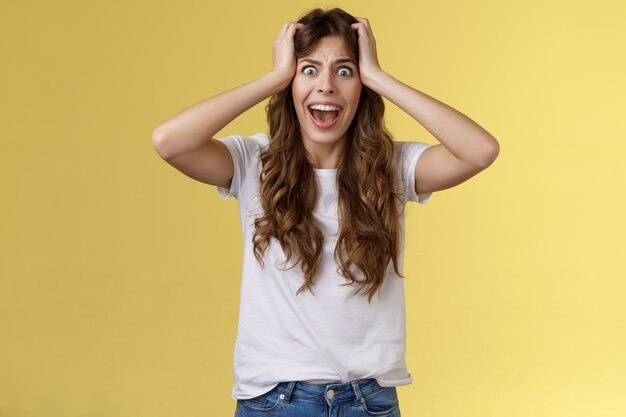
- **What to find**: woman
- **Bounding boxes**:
[152,7,499,417]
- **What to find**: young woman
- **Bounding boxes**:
[152,8,499,417]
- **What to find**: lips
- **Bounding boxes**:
[307,102,343,129]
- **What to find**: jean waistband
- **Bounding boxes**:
[276,378,382,404]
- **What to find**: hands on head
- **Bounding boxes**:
[271,17,383,90]
[271,22,304,90]
[350,17,383,86]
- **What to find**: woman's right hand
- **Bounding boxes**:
[153,22,305,159]
[271,21,304,90]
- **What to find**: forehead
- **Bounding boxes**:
[299,36,353,61]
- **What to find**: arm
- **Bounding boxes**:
[152,71,287,159]
[151,22,302,187]
[351,18,500,195]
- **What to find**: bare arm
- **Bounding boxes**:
[151,22,303,186]
[352,18,500,196]
[151,71,288,158]
[368,70,500,196]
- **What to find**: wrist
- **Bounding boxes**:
[267,69,294,92]
[361,68,388,93]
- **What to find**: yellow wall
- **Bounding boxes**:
[1,0,624,416]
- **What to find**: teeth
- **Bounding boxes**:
[309,104,341,111]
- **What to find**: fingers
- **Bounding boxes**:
[349,17,381,81]
[277,21,290,39]
[277,21,303,40]
[351,17,367,27]
[271,21,305,83]
[289,22,304,37]
[351,17,373,32]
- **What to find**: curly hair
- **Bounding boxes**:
[252,8,406,303]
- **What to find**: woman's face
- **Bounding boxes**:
[291,36,362,151]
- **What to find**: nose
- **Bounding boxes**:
[316,70,336,94]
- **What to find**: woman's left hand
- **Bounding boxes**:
[351,17,384,87]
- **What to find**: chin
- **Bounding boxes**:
[304,130,348,145]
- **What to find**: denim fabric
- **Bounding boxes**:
[235,378,401,417]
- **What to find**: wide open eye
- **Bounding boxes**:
[302,66,317,75]
[336,67,352,77]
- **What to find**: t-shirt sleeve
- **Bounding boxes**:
[399,141,433,204]
[215,133,266,200]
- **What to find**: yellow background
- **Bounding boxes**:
[1,0,624,416]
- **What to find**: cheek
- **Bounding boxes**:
[291,82,308,110]
[291,75,308,97]
[346,81,362,100]
[346,85,362,111]
[290,89,308,124]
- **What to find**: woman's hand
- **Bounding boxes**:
[271,21,304,90]
[351,17,384,88]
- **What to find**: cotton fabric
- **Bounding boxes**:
[216,133,432,400]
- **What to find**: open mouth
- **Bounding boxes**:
[307,104,342,129]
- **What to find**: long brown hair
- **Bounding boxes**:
[253,8,405,303]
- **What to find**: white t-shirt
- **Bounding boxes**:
[216,133,432,400]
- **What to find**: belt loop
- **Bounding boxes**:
[281,382,297,403]
[351,380,365,405]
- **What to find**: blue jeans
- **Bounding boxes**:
[234,378,401,416]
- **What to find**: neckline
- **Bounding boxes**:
[314,168,337,176]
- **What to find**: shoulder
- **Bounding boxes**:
[217,132,270,162]
[218,132,269,148]
[393,140,432,170]
[249,132,270,147]
[393,140,434,203]
[247,133,270,160]
[394,140,431,153]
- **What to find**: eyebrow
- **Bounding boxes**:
[299,58,356,66]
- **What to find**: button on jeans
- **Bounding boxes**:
[234,378,401,416]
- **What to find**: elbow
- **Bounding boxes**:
[486,140,500,167]
[151,127,172,159]
[478,137,500,168]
